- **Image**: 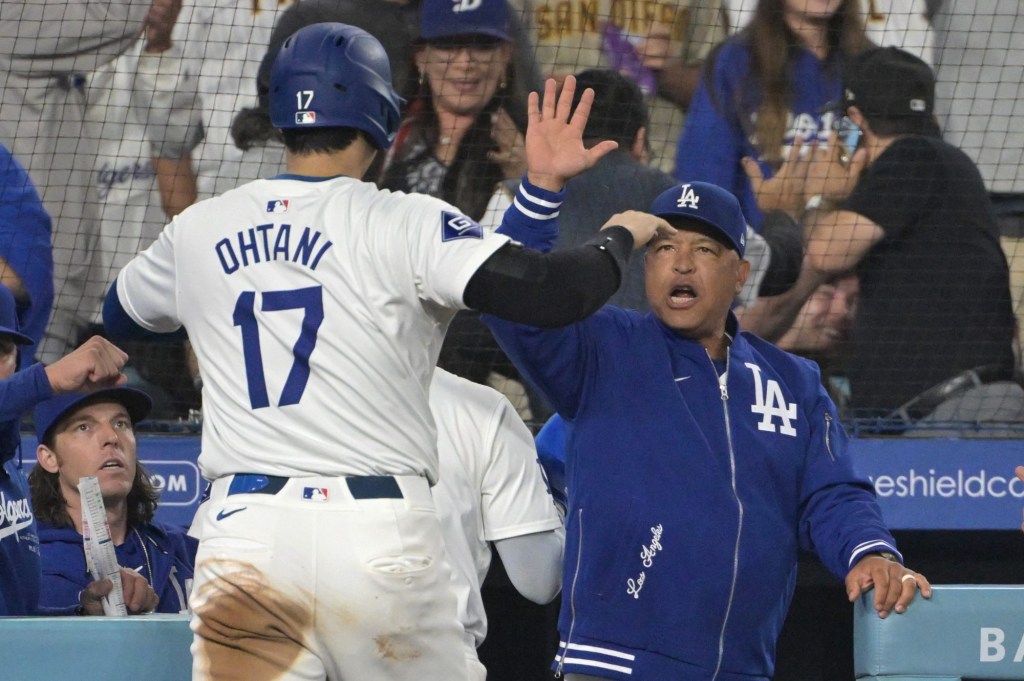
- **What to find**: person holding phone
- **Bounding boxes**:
[798,47,1017,421]
[675,0,870,231]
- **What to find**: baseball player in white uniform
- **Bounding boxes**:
[103,22,669,681]
[169,0,299,201]
[430,367,564,681]
[0,0,198,363]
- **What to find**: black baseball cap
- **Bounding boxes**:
[822,47,935,119]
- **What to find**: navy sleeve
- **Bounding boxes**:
[797,383,899,578]
[0,363,53,423]
[495,176,564,252]
[103,282,187,342]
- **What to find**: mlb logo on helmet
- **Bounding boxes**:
[303,487,329,502]
[267,199,289,214]
[295,111,317,125]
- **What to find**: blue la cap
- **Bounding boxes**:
[420,0,511,41]
[0,285,33,345]
[35,387,153,444]
[650,182,747,257]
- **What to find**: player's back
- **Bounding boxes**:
[429,368,562,648]
[131,176,506,482]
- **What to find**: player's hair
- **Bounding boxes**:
[705,0,868,166]
[280,126,369,154]
[231,105,283,151]
[28,436,159,529]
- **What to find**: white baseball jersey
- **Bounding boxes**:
[115,176,510,483]
[171,0,298,199]
[430,368,563,650]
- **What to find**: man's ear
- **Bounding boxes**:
[37,444,60,474]
[630,126,648,164]
[736,258,752,295]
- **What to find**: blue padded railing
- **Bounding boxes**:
[855,585,1024,681]
[0,614,192,680]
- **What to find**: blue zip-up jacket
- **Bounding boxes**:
[483,181,898,680]
[0,363,53,615]
[37,520,197,614]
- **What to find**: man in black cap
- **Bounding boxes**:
[800,46,1018,424]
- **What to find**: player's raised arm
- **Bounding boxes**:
[461,77,672,328]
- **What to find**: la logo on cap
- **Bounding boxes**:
[453,0,483,11]
[677,183,700,209]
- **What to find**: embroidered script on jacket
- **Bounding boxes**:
[626,523,664,599]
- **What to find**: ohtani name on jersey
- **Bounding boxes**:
[215,223,334,275]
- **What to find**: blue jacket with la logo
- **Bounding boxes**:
[485,308,898,681]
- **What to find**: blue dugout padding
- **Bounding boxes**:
[15,434,1024,529]
[0,614,192,681]
[854,585,1024,680]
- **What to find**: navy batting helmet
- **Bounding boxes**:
[269,22,404,150]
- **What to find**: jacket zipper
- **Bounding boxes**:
[824,413,836,461]
[555,507,585,678]
[710,352,743,681]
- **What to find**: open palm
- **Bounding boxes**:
[525,76,619,191]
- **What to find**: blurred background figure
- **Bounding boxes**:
[776,272,860,411]
[0,145,52,366]
[803,46,1017,423]
[525,0,729,172]
[0,0,196,365]
[932,0,1024,359]
[380,0,539,422]
[724,0,934,63]
[675,0,869,230]
[380,0,528,219]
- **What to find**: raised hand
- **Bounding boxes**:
[742,137,813,218]
[44,336,129,394]
[525,75,619,192]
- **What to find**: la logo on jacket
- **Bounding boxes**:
[745,363,797,436]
